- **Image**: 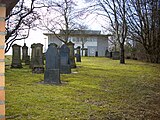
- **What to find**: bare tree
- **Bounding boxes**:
[5,0,45,53]
[97,0,128,64]
[127,0,160,63]
[39,0,81,44]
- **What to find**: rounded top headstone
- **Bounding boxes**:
[48,43,57,48]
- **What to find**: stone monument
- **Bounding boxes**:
[44,43,61,84]
[11,44,22,68]
[75,46,81,62]
[22,43,28,62]
[30,43,44,73]
[66,41,76,68]
[60,44,71,74]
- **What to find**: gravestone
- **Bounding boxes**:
[109,52,112,58]
[66,41,76,68]
[84,48,88,56]
[60,44,71,74]
[75,46,81,62]
[30,43,44,73]
[95,51,98,57]
[112,51,120,60]
[44,43,61,84]
[22,43,28,62]
[11,44,22,68]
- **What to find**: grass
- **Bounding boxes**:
[5,56,160,120]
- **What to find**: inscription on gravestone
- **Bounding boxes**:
[44,43,61,84]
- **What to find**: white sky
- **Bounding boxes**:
[5,0,109,55]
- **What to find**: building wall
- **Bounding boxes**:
[97,37,108,56]
[48,35,62,47]
[47,35,108,56]
[0,4,6,120]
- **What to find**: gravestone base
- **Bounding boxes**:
[60,65,71,74]
[32,67,44,74]
[44,69,61,84]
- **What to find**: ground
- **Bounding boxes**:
[5,56,160,120]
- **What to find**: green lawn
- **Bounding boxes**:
[5,57,160,120]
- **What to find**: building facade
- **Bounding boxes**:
[44,30,110,56]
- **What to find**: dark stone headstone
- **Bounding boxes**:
[84,49,88,56]
[112,51,120,60]
[11,44,22,68]
[75,46,81,62]
[66,41,76,68]
[110,52,112,58]
[60,44,71,74]
[95,51,98,57]
[22,43,28,62]
[30,43,44,73]
[44,43,61,84]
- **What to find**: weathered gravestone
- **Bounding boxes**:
[60,44,71,74]
[84,48,88,56]
[22,43,30,65]
[44,43,61,84]
[11,44,22,68]
[95,51,98,57]
[22,43,28,62]
[66,41,76,68]
[112,51,120,60]
[75,46,81,62]
[30,43,44,73]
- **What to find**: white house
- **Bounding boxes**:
[44,30,110,56]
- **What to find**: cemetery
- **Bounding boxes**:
[1,0,160,119]
[5,54,160,119]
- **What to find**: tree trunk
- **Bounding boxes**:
[120,44,125,64]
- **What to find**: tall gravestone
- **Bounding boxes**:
[84,48,88,56]
[66,41,76,68]
[44,43,61,84]
[60,44,71,74]
[30,43,44,73]
[22,43,30,65]
[22,43,28,61]
[11,44,22,68]
[95,51,98,57]
[75,46,81,62]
